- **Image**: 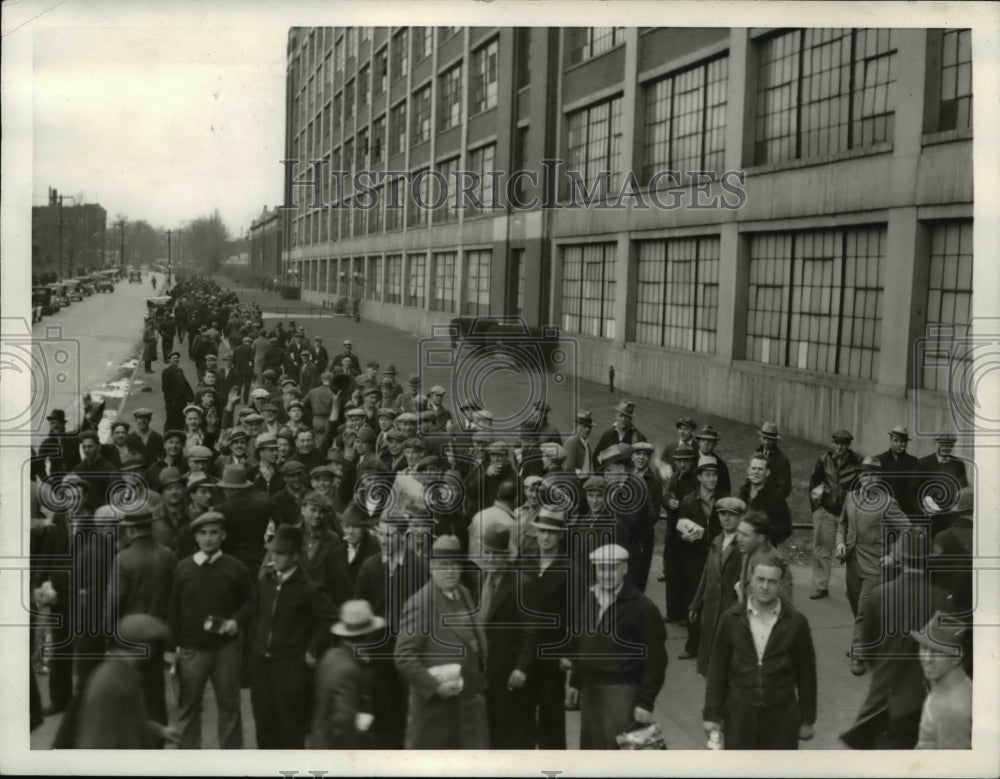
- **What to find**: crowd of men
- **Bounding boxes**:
[27,272,974,751]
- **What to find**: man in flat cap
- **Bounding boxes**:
[913,611,972,749]
[331,340,361,376]
[72,430,116,512]
[596,443,653,591]
[252,432,285,496]
[694,425,731,495]
[563,410,595,478]
[168,511,255,749]
[425,385,453,431]
[912,433,969,531]
[566,544,667,749]
[592,400,647,468]
[662,416,698,464]
[126,408,164,467]
[161,351,194,431]
[394,373,427,416]
[808,429,862,600]
[755,422,792,499]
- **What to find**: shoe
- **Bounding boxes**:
[851,659,866,676]
[678,651,697,660]
[656,574,666,582]
[809,589,829,600]
[43,703,67,717]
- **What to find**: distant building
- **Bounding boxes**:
[249,206,287,281]
[32,188,108,278]
[282,27,973,449]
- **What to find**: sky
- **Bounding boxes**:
[31,25,288,236]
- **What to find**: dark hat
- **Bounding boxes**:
[46,409,68,423]
[483,523,512,553]
[597,443,632,468]
[758,421,781,439]
[77,430,100,444]
[859,456,882,471]
[583,475,608,492]
[280,459,306,476]
[361,384,380,397]
[132,408,153,418]
[888,425,910,440]
[301,490,333,510]
[163,429,187,443]
[276,427,295,442]
[385,429,406,442]
[268,524,303,554]
[672,442,696,459]
[288,399,304,410]
[383,364,398,375]
[261,403,279,413]
[341,502,373,527]
[575,410,594,426]
[379,376,395,387]
[366,360,380,369]
[431,534,465,562]
[407,373,421,385]
[376,407,398,419]
[327,448,346,464]
[310,464,337,479]
[832,429,854,442]
[156,467,186,490]
[228,429,249,443]
[331,599,386,638]
[187,472,217,490]
[190,511,226,532]
[694,425,720,441]
[356,427,377,443]
[911,611,968,652]
[419,410,437,422]
[118,508,154,527]
[403,437,425,451]
[219,465,252,489]
[121,457,146,472]
[716,497,747,514]
[532,508,568,532]
[613,399,635,417]
[676,416,697,429]
[934,433,958,444]
[167,351,181,359]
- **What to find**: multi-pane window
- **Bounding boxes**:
[386,254,403,303]
[465,250,492,315]
[368,185,384,234]
[407,253,427,308]
[431,252,457,312]
[358,64,371,110]
[346,28,357,61]
[374,48,388,97]
[471,39,499,114]
[323,53,332,99]
[754,28,898,165]
[466,144,496,215]
[353,195,366,236]
[439,63,464,131]
[512,127,530,205]
[345,79,355,118]
[336,36,344,73]
[922,221,973,391]
[366,256,382,300]
[409,169,431,227]
[939,29,972,131]
[414,27,433,62]
[372,115,386,164]
[568,27,625,65]
[436,157,460,222]
[643,57,728,181]
[340,196,352,239]
[438,27,461,43]
[385,176,405,231]
[566,97,624,195]
[343,139,355,182]
[745,226,886,380]
[634,238,720,353]
[561,243,616,338]
[356,128,369,169]
[333,92,343,128]
[412,85,432,144]
[392,29,409,81]
[390,101,407,155]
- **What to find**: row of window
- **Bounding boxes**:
[556,221,971,388]
[297,248,503,317]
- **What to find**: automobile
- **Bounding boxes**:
[46,282,69,308]
[64,280,84,301]
[95,272,115,292]
[128,270,142,283]
[80,278,96,296]
[145,296,173,313]
[31,288,48,322]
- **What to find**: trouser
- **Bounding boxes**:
[579,681,638,749]
[187,329,197,358]
[176,320,187,341]
[370,657,408,749]
[44,599,74,709]
[680,547,708,654]
[723,696,801,749]
[73,631,106,696]
[812,507,838,590]
[487,675,534,749]
[234,373,253,404]
[175,640,243,749]
[632,527,654,593]
[165,402,185,432]
[145,359,153,372]
[162,336,174,357]
[140,640,167,727]
[663,539,688,620]
[845,557,878,652]
[525,661,566,749]
[249,651,310,749]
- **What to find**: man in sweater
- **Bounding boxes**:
[565,543,667,749]
[168,511,255,749]
[703,551,817,749]
[808,429,862,599]
[250,524,337,749]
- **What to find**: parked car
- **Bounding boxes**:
[46,282,69,308]
[128,270,142,283]
[31,288,48,322]
[95,272,115,292]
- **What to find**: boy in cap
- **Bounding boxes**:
[809,429,862,599]
[914,612,972,749]
[694,425,731,494]
[168,511,255,748]
[250,524,337,749]
[565,544,667,749]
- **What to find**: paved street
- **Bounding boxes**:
[31,279,877,750]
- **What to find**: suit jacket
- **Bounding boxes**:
[231,343,255,377]
[737,480,792,545]
[298,527,352,607]
[874,449,919,515]
[354,550,430,655]
[73,455,118,511]
[310,644,376,749]
[755,443,792,500]
[161,364,194,408]
[106,535,177,622]
[338,532,381,591]
[592,426,647,469]
[690,532,741,675]
[562,433,593,476]
[126,430,164,468]
[481,566,539,683]
[911,454,969,516]
[218,490,275,576]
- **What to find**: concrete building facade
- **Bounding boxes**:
[32,188,108,278]
[249,206,287,282]
[283,26,974,452]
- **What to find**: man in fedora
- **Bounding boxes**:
[250,524,337,749]
[912,433,969,529]
[395,535,489,749]
[694,425,731,495]
[126,408,164,467]
[593,400,647,469]
[875,425,919,515]
[273,459,310,527]
[529,400,563,446]
[662,416,698,464]
[836,456,911,675]
[380,363,402,401]
[662,442,700,616]
[168,511,255,749]
[355,514,431,749]
[106,507,177,728]
[339,502,381,590]
[563,410,595,478]
[37,408,82,478]
[310,600,386,748]
[217,464,275,580]
[161,351,194,431]
[565,543,667,749]
[596,443,653,591]
[395,373,426,415]
[331,339,361,376]
[755,421,792,500]
[809,429,862,599]
[252,432,285,496]
[150,466,194,555]
[525,507,572,748]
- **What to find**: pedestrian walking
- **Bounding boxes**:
[142,318,158,373]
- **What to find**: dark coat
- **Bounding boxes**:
[703,598,817,726]
[161,364,194,408]
[690,532,742,676]
[737,480,793,545]
[310,644,376,749]
[874,448,919,515]
[126,430,164,467]
[911,454,969,516]
[218,490,275,576]
[37,433,82,477]
[482,566,538,683]
[337,532,381,591]
[106,534,177,621]
[354,551,430,648]
[252,565,336,658]
[298,527,352,607]
[72,455,118,511]
[755,443,792,500]
[592,425,647,469]
[231,343,255,377]
[63,657,160,748]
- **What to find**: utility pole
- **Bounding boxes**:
[119,219,126,271]
[167,229,172,286]
[57,196,64,280]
